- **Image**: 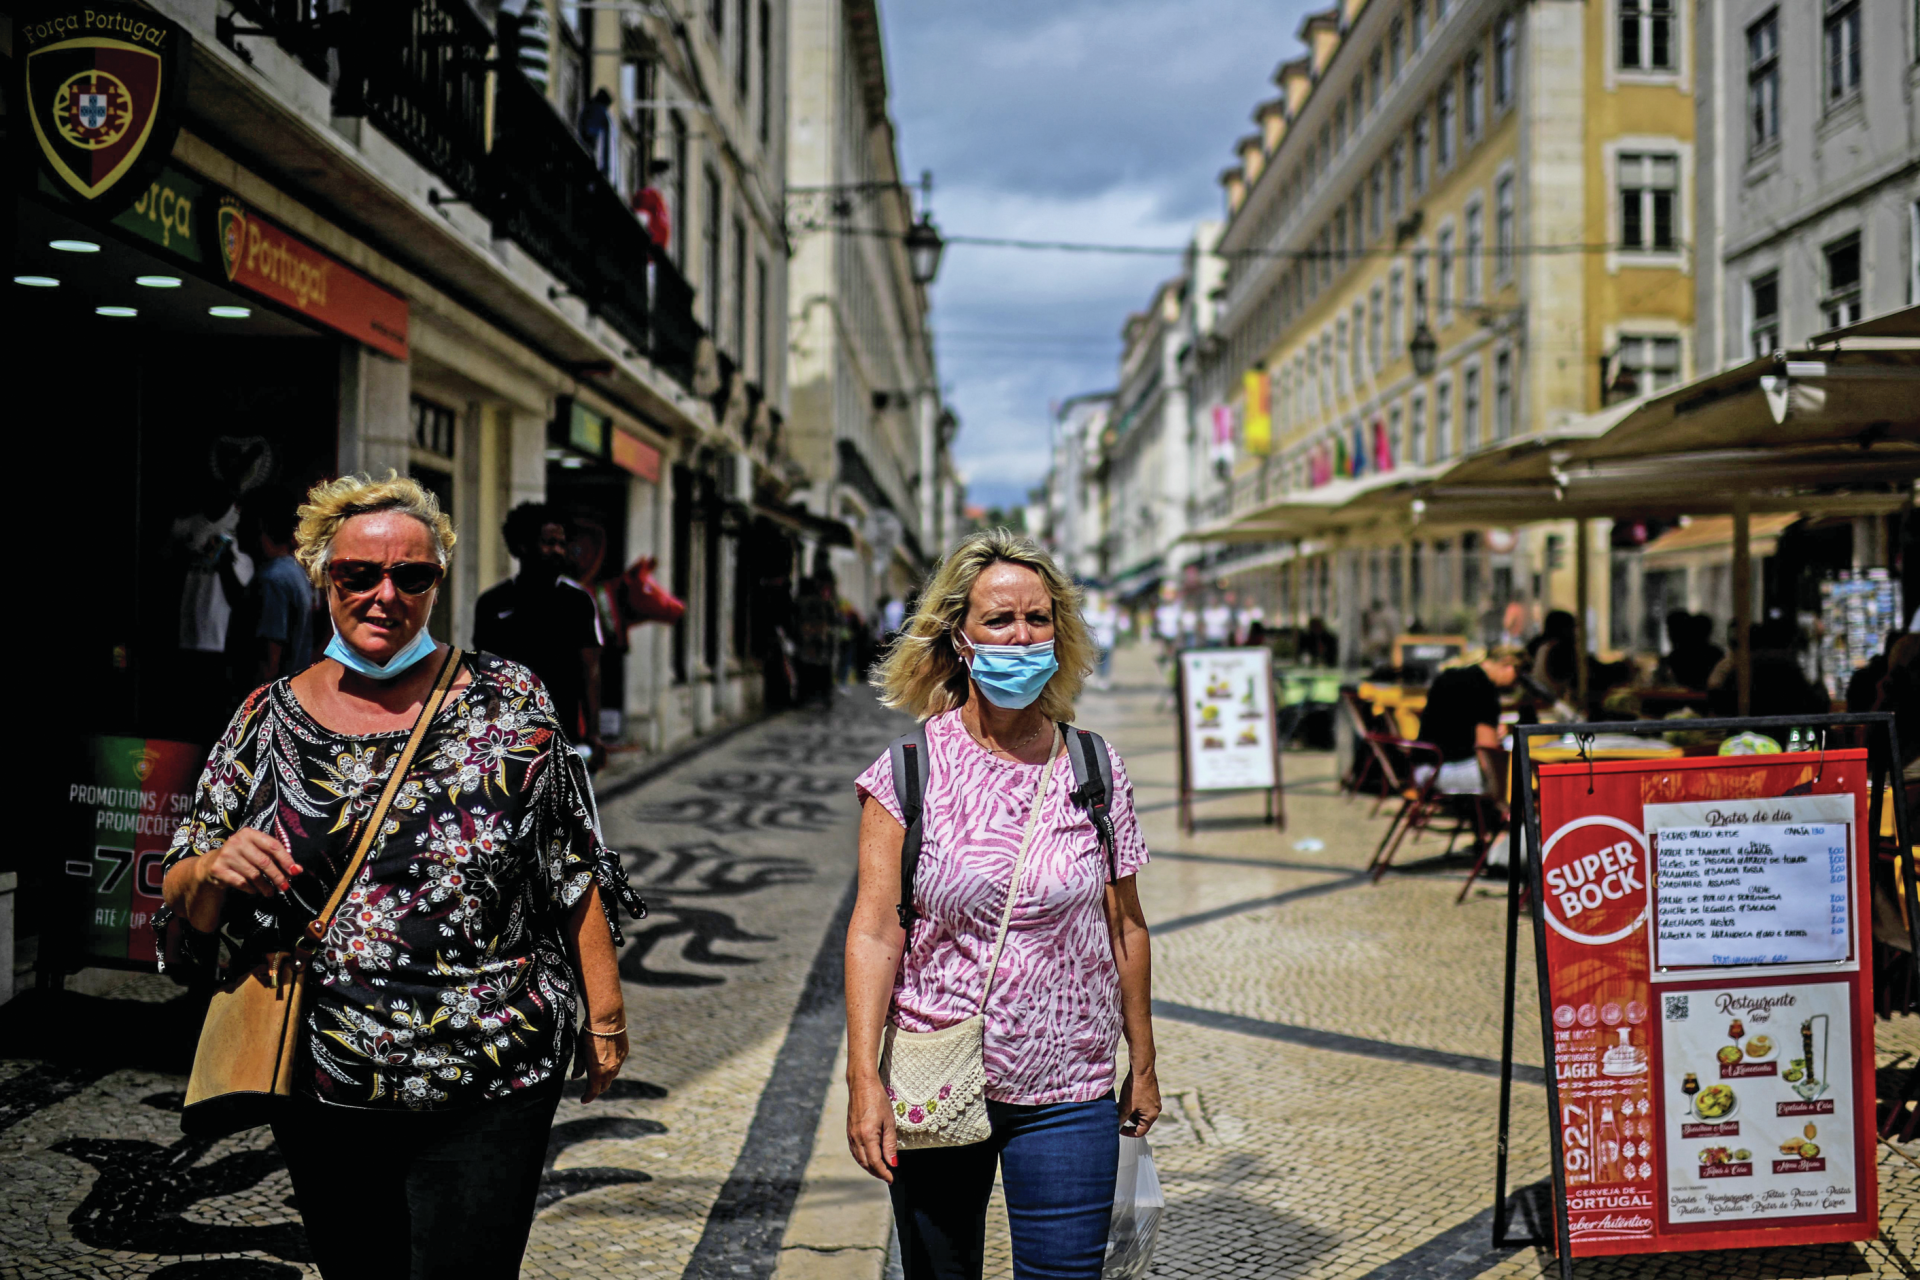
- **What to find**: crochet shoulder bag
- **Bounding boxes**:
[878,729,1058,1149]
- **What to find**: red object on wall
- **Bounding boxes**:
[618,555,686,626]
[1533,750,1878,1257]
[631,187,671,250]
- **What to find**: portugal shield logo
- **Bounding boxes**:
[15,3,188,209]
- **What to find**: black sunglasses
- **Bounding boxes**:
[327,559,444,596]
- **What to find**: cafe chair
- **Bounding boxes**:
[1341,691,1411,813]
[1452,745,1513,903]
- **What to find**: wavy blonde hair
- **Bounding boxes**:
[294,471,457,587]
[873,528,1093,723]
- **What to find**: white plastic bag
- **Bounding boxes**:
[1103,1135,1164,1279]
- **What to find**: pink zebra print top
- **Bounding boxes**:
[855,709,1150,1105]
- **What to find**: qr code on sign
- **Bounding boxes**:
[1664,995,1689,1022]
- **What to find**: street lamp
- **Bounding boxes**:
[906,213,945,286]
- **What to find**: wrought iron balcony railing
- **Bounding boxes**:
[332,0,493,207]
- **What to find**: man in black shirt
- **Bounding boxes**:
[1418,648,1521,789]
[474,503,606,761]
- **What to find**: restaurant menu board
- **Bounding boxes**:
[1653,819,1852,969]
[1178,648,1276,791]
[1532,751,1875,1256]
[65,736,203,965]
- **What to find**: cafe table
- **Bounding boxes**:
[1356,681,1427,740]
[1523,732,1686,764]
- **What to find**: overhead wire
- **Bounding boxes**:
[828,223,1675,263]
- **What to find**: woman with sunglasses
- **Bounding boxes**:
[158,473,645,1280]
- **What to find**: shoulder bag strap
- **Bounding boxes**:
[303,646,464,944]
[978,728,1059,1010]
[890,723,931,930]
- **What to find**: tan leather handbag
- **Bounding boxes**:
[181,648,463,1137]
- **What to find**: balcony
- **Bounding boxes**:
[232,0,706,392]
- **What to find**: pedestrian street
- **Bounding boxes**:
[5,651,1920,1280]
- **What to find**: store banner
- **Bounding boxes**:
[66,736,203,966]
[1242,370,1272,455]
[215,196,410,359]
[14,1,189,212]
[1533,751,1876,1256]
[612,429,662,482]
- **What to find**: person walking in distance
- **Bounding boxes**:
[158,473,643,1280]
[845,528,1161,1280]
[474,502,607,766]
[226,485,314,694]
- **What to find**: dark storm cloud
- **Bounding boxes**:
[883,0,1317,509]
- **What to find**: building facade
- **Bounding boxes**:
[786,0,952,618]
[1694,0,1918,366]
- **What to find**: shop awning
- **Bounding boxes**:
[1809,302,1920,345]
[753,499,857,547]
[1641,513,1798,565]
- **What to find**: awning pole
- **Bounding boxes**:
[1575,518,1591,711]
[1733,492,1752,716]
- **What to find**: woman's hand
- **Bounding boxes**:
[847,1071,898,1183]
[577,1024,627,1103]
[1118,1063,1161,1137]
[164,831,302,933]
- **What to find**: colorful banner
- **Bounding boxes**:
[1533,751,1876,1256]
[1242,370,1272,456]
[612,428,662,482]
[66,736,204,965]
[215,195,409,358]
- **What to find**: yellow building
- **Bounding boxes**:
[1199,0,1696,652]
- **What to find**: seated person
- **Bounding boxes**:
[1417,647,1522,794]
[1657,611,1723,690]
[1707,618,1827,718]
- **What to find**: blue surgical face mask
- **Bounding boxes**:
[326,625,438,681]
[960,638,1059,710]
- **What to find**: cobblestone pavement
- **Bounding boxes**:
[6,648,1918,1280]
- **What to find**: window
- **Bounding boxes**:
[1748,271,1779,356]
[1412,113,1430,191]
[1825,0,1861,104]
[703,168,722,332]
[759,0,772,143]
[1620,0,1674,70]
[1434,379,1453,459]
[1321,335,1335,410]
[709,0,723,33]
[1334,208,1348,269]
[1824,232,1862,327]
[1351,190,1365,252]
[1436,0,1449,20]
[736,0,751,99]
[1336,316,1350,396]
[1389,267,1406,355]
[1351,77,1365,130]
[1351,303,1366,384]
[731,216,748,359]
[1464,52,1484,138]
[1390,140,1406,216]
[1495,173,1515,277]
[1369,163,1386,238]
[1437,83,1456,167]
[1413,248,1430,324]
[1410,393,1427,464]
[1413,0,1428,48]
[1437,226,1456,322]
[1747,11,1779,152]
[1494,350,1514,439]
[1389,405,1404,468]
[1464,200,1485,300]
[1370,47,1385,107]
[1320,125,1333,177]
[1391,16,1407,76]
[1369,285,1385,370]
[1615,335,1681,393]
[1495,16,1517,106]
[755,255,770,383]
[1462,365,1482,449]
[1912,202,1920,304]
[670,113,689,264]
[1617,152,1677,251]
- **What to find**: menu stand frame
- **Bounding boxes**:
[1174,647,1287,836]
[1491,712,1914,1277]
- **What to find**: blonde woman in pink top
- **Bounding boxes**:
[846,529,1159,1280]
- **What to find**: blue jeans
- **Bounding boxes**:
[890,1094,1119,1280]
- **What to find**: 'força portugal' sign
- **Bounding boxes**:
[13,1,190,213]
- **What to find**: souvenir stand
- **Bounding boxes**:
[1492,713,1915,1275]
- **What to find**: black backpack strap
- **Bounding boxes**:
[1060,723,1120,884]
[888,723,932,929]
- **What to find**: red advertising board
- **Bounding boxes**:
[67,736,203,966]
[214,195,410,359]
[1534,750,1877,1255]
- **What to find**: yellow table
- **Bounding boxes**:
[1527,734,1685,764]
[1356,682,1426,740]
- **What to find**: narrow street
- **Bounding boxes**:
[6,648,1919,1279]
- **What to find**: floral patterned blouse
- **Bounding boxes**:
[158,652,644,1111]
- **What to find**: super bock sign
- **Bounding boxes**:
[14,1,189,211]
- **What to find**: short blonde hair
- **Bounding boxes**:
[294,471,456,587]
[873,528,1093,723]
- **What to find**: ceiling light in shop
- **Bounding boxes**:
[208,305,252,319]
[136,275,183,288]
[558,456,587,469]
[13,275,60,287]
[50,239,101,253]
[96,306,138,317]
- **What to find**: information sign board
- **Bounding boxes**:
[1174,647,1283,833]
[64,736,202,967]
[1527,750,1876,1257]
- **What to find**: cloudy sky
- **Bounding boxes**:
[881,0,1315,511]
